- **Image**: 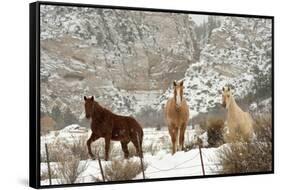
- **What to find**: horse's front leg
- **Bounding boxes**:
[169,126,177,155]
[179,124,187,151]
[104,136,111,161]
[87,133,98,159]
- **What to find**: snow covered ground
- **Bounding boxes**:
[40,125,222,185]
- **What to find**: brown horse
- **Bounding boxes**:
[165,80,189,154]
[84,96,143,161]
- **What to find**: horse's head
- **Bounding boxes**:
[84,96,94,119]
[173,80,184,108]
[222,86,232,109]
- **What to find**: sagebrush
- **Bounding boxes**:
[216,114,272,174]
[104,159,147,181]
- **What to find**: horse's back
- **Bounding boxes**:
[114,114,143,135]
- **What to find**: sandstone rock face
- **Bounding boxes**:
[40,5,198,117]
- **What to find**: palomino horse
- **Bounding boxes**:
[84,96,143,161]
[222,86,254,142]
[165,80,189,154]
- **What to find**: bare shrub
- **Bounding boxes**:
[41,143,61,163]
[89,141,140,160]
[41,136,89,162]
[104,159,147,181]
[253,114,272,142]
[55,154,88,184]
[41,137,89,184]
[206,117,224,147]
[216,113,272,174]
[41,168,58,181]
[61,136,89,161]
[142,143,159,155]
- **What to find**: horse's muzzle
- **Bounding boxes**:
[222,102,226,108]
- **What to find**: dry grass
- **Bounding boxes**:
[216,113,272,174]
[104,159,147,181]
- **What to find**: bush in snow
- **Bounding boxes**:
[217,113,272,174]
[142,142,160,156]
[206,117,225,147]
[104,159,147,181]
[41,168,58,181]
[253,113,272,142]
[62,136,89,161]
[55,154,88,184]
[41,136,89,162]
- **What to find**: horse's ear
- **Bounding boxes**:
[84,96,87,101]
[91,96,94,101]
[227,87,231,92]
[180,80,184,86]
[173,80,177,86]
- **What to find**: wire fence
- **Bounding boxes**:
[42,129,227,185]
[144,146,224,177]
[43,142,226,185]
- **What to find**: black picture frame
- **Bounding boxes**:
[30,1,274,189]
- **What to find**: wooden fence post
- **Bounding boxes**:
[137,134,145,179]
[97,153,105,182]
[45,143,52,185]
[198,143,205,176]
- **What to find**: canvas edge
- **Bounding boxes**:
[29,1,275,189]
[29,1,41,189]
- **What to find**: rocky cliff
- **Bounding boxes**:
[40,5,199,119]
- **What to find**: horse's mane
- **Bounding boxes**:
[92,100,116,120]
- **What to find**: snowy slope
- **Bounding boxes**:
[155,16,272,118]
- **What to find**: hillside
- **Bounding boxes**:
[156,16,272,118]
[40,5,272,129]
[40,5,199,121]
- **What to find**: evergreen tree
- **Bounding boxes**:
[64,107,78,126]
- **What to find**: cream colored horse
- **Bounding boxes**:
[165,80,189,154]
[222,86,254,142]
